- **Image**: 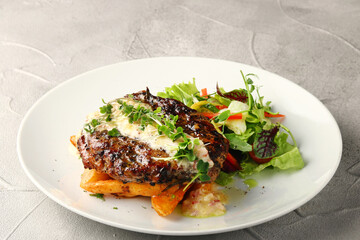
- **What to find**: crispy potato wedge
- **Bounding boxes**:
[80,169,167,197]
[151,184,190,217]
[81,169,111,184]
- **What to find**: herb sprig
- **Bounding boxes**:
[117,100,201,166]
[184,160,210,191]
[83,100,114,134]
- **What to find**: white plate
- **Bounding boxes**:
[17,57,342,235]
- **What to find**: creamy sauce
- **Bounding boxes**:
[181,184,227,218]
[83,98,213,170]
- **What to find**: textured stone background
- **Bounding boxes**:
[1,0,359,239]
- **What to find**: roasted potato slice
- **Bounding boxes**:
[80,169,167,197]
[151,184,190,216]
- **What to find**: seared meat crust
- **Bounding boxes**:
[131,89,229,181]
[78,131,192,184]
[77,89,229,184]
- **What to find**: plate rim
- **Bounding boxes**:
[17,57,343,236]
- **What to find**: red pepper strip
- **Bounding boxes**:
[201,112,243,120]
[215,105,228,110]
[249,150,272,164]
[201,112,218,119]
[228,114,242,120]
[201,88,208,97]
[226,153,240,170]
[264,112,285,118]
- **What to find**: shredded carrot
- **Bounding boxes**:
[228,114,242,120]
[202,112,242,120]
[201,88,208,97]
[264,112,285,118]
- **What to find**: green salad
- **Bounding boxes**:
[157,71,304,186]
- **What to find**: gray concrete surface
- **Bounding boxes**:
[1,0,359,239]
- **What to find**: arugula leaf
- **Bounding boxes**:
[224,133,252,152]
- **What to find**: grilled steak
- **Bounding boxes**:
[77,90,229,185]
[78,131,192,183]
[131,89,229,181]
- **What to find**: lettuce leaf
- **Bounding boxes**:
[239,132,304,178]
[215,171,236,186]
[157,79,199,107]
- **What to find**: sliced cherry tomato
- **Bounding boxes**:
[249,150,272,164]
[215,105,228,110]
[264,112,285,118]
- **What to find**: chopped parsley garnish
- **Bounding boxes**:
[89,193,105,201]
[113,207,118,210]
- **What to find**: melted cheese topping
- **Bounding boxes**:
[84,98,213,170]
